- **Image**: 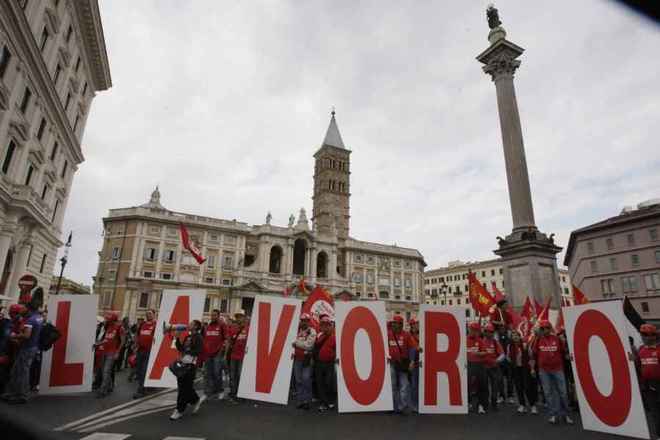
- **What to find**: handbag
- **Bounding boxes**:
[168,359,192,378]
[392,334,411,372]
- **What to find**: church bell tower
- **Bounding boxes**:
[312,110,351,240]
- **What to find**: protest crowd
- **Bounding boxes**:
[1,285,660,439]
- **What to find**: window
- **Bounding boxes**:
[161,273,172,280]
[0,46,11,79]
[449,300,453,306]
[144,247,158,261]
[631,254,640,267]
[641,302,650,313]
[609,257,618,271]
[41,183,50,200]
[644,273,660,291]
[102,291,113,308]
[143,271,153,278]
[627,233,636,246]
[223,255,233,269]
[222,279,232,286]
[587,241,595,254]
[111,247,120,260]
[499,268,503,275]
[220,299,228,313]
[50,142,58,160]
[61,160,68,179]
[53,63,62,85]
[51,199,60,222]
[40,27,49,52]
[37,118,47,140]
[491,269,495,276]
[19,87,31,113]
[64,92,71,110]
[75,56,81,73]
[66,25,73,43]
[25,163,35,186]
[650,229,658,242]
[206,254,216,268]
[656,250,660,264]
[2,140,17,174]
[205,277,214,284]
[457,298,461,305]
[606,238,614,250]
[204,297,210,313]
[600,279,615,295]
[481,271,485,277]
[138,292,149,309]
[622,276,639,293]
[39,253,47,273]
[590,260,598,274]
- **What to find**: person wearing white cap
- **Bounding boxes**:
[292,312,316,409]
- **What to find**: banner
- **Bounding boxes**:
[564,302,649,439]
[418,305,467,414]
[39,295,98,395]
[237,295,301,404]
[302,285,334,320]
[144,289,205,388]
[335,301,392,413]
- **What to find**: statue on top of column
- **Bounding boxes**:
[487,4,502,29]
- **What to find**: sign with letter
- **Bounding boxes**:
[144,289,205,388]
[237,295,301,404]
[419,305,467,414]
[40,295,97,395]
[564,301,649,439]
[335,301,392,413]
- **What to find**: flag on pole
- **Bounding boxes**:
[179,223,206,264]
[521,297,534,321]
[572,284,590,305]
[65,231,72,247]
[468,271,496,317]
[555,308,565,333]
[538,297,551,321]
[534,299,543,317]
[297,277,308,295]
[491,281,506,304]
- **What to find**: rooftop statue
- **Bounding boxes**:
[487,4,502,29]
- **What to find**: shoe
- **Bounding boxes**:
[328,403,335,409]
[192,395,206,414]
[133,391,145,399]
[496,396,504,404]
[531,405,538,415]
[217,391,225,400]
[508,397,516,404]
[301,403,310,410]
[400,408,410,416]
[517,405,526,413]
[478,405,486,414]
[548,416,557,424]
[318,404,328,412]
[565,415,574,425]
[170,409,183,421]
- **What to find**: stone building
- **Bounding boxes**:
[48,275,90,296]
[423,259,572,317]
[564,199,660,321]
[0,1,111,302]
[93,113,425,321]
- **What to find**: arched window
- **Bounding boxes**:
[293,239,306,275]
[317,251,328,278]
[269,245,283,273]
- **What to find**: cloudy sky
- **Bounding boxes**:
[60,1,660,285]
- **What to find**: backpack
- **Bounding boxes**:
[39,322,61,351]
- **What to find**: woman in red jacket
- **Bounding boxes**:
[314,315,336,412]
[508,330,538,414]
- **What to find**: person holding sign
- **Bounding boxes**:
[531,320,574,425]
[169,320,204,421]
[293,313,317,410]
[314,315,336,412]
[636,324,660,437]
[387,315,414,415]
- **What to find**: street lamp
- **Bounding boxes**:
[440,283,449,305]
[55,232,72,295]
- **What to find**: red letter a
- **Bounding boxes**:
[148,296,190,380]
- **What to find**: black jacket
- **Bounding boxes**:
[175,332,203,357]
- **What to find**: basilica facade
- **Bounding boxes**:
[93,113,425,321]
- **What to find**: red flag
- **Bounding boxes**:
[534,299,543,317]
[572,284,590,305]
[509,308,522,331]
[297,277,308,295]
[179,223,205,264]
[521,297,534,321]
[491,281,506,304]
[302,285,334,320]
[538,297,551,321]
[555,308,565,333]
[468,271,496,317]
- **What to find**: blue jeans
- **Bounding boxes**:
[539,370,570,417]
[135,350,150,393]
[293,359,312,404]
[390,364,410,412]
[410,366,419,411]
[205,352,224,396]
[6,347,37,399]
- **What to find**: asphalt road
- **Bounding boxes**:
[0,369,646,440]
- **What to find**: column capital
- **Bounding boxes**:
[476,39,525,82]
[482,56,521,82]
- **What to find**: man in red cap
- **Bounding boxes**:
[388,314,414,415]
[636,323,660,436]
[95,311,126,398]
[293,312,317,409]
[531,320,573,425]
[133,309,156,399]
[467,321,488,414]
[482,323,504,410]
[202,309,227,400]
[314,315,336,412]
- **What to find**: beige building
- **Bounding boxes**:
[93,113,425,322]
[48,275,90,296]
[0,1,111,303]
[564,199,660,321]
[423,258,572,317]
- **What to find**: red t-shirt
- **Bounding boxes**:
[99,323,124,354]
[136,320,156,352]
[639,345,660,381]
[203,321,226,357]
[315,331,336,362]
[388,330,412,362]
[482,337,503,368]
[467,335,485,363]
[534,335,565,373]
[229,324,249,360]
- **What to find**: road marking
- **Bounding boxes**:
[162,437,206,440]
[79,433,132,440]
[77,405,176,433]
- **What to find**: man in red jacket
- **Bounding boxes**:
[388,315,414,415]
[133,309,156,398]
[203,309,226,399]
[531,320,573,425]
[482,323,504,410]
[467,322,488,414]
[636,324,660,436]
[226,310,248,403]
[314,315,336,412]
[95,312,125,398]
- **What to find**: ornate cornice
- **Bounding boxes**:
[71,0,112,91]
[482,55,521,81]
[476,38,525,82]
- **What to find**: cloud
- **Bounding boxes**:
[58,0,660,284]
